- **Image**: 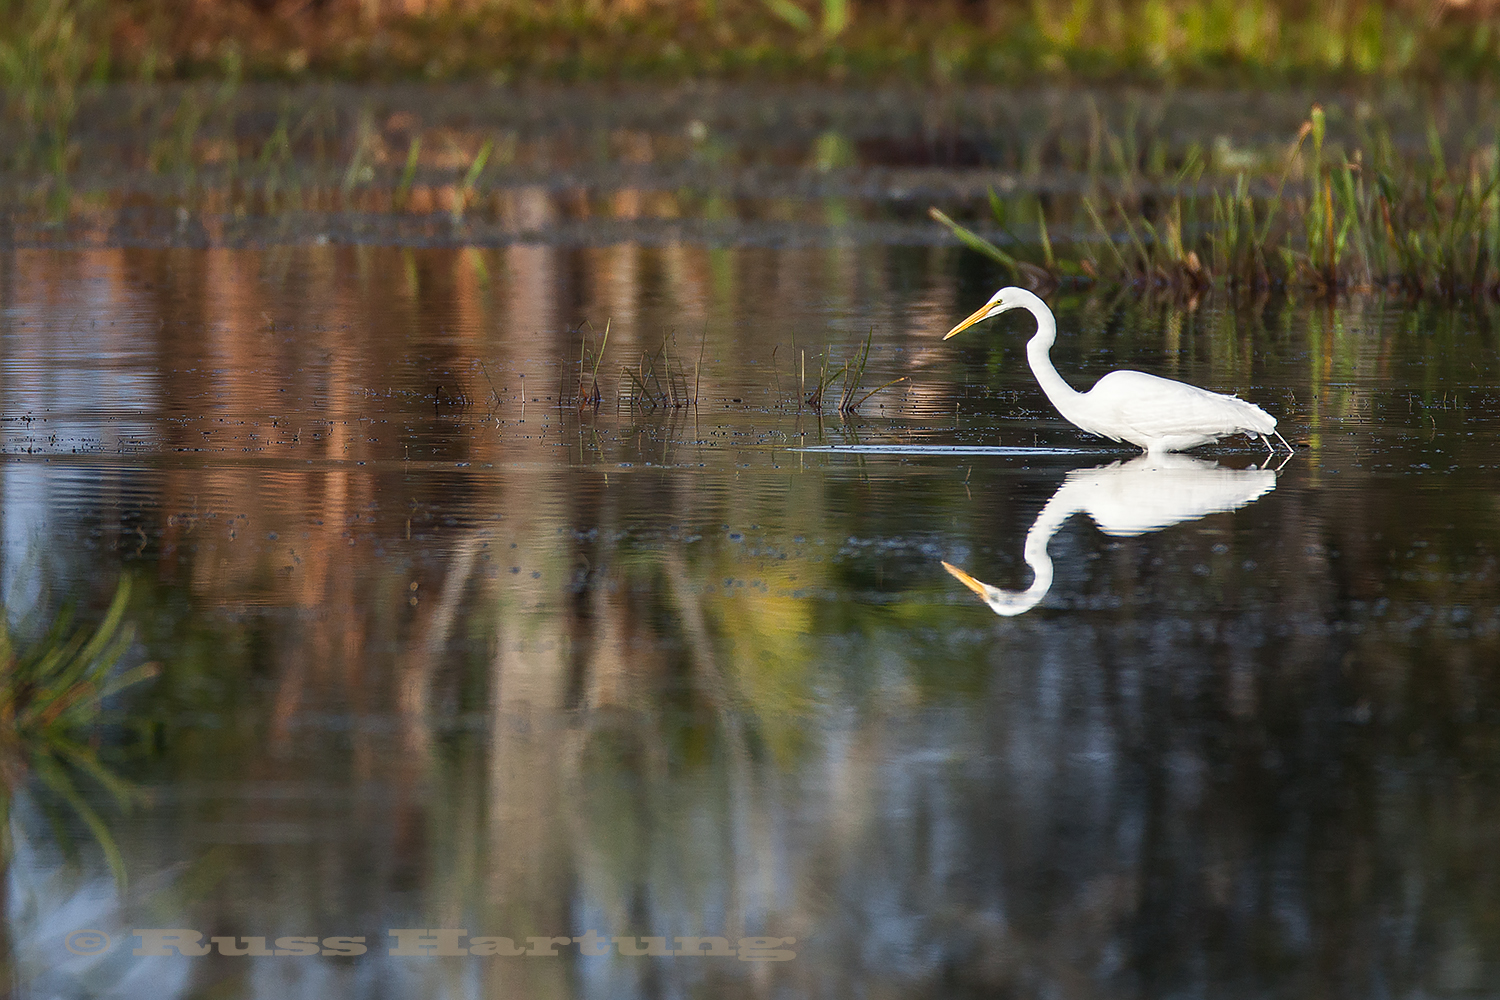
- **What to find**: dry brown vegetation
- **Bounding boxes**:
[11,0,1500,82]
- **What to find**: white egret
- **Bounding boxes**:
[944,287,1292,455]
[943,453,1279,616]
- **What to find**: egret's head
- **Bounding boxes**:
[941,560,1040,617]
[943,286,1035,340]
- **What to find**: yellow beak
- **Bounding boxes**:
[943,302,995,340]
[941,561,990,598]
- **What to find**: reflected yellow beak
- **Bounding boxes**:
[942,560,990,598]
[943,302,995,340]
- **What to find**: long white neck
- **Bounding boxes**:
[983,488,1080,616]
[1021,300,1084,415]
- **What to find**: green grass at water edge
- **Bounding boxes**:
[932,103,1500,300]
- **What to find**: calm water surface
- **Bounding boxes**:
[4,234,1500,997]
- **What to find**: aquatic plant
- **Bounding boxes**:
[932,104,1500,299]
[619,336,701,411]
[576,319,611,409]
[803,329,907,414]
[0,577,157,886]
[451,137,494,223]
[561,319,904,417]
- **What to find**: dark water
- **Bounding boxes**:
[5,133,1500,996]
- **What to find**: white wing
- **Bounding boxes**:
[1059,453,1278,536]
[1072,370,1276,447]
[944,454,1277,618]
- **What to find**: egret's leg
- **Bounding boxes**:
[1274,430,1293,452]
[1263,434,1274,458]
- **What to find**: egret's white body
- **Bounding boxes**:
[944,453,1279,616]
[944,287,1292,455]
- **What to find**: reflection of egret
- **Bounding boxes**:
[943,453,1278,616]
[944,287,1292,455]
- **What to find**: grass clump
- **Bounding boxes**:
[618,336,702,411]
[563,322,905,417]
[1,577,158,886]
[803,329,907,413]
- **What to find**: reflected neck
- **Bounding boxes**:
[986,492,1070,616]
[1017,487,1081,603]
[1014,520,1056,611]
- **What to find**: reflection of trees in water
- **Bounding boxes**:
[105,441,1500,996]
[6,246,1500,994]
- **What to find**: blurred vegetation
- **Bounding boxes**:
[0,578,157,886]
[0,0,1498,85]
[932,102,1500,298]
